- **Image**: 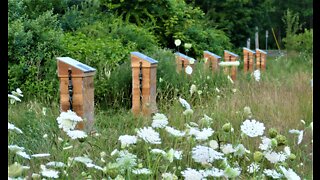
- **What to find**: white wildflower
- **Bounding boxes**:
[208,140,219,150]
[73,156,93,164]
[259,136,272,151]
[12,88,23,97]
[162,172,178,180]
[181,168,204,180]
[264,151,287,163]
[190,84,197,95]
[137,127,161,144]
[179,97,191,109]
[132,168,152,175]
[165,126,185,137]
[189,58,195,64]
[174,39,181,47]
[221,144,235,154]
[284,146,291,156]
[150,149,166,156]
[85,163,103,171]
[203,167,224,177]
[227,75,234,84]
[66,130,87,140]
[111,149,119,156]
[289,129,304,144]
[152,113,168,128]
[279,166,301,180]
[200,114,213,125]
[8,122,23,134]
[264,169,283,179]
[56,110,83,132]
[40,165,59,179]
[219,61,240,66]
[240,119,265,137]
[234,144,250,156]
[184,43,192,49]
[192,145,224,163]
[185,65,193,75]
[8,94,21,102]
[16,151,30,159]
[253,69,261,82]
[118,135,137,148]
[8,145,25,153]
[223,167,241,178]
[215,87,220,93]
[247,163,260,174]
[31,153,50,158]
[63,145,73,150]
[116,150,137,173]
[183,109,194,116]
[188,127,214,141]
[46,162,66,168]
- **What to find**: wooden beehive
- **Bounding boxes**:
[256,49,267,71]
[203,50,221,73]
[243,47,256,73]
[131,52,158,116]
[57,57,96,131]
[223,50,239,81]
[174,52,196,74]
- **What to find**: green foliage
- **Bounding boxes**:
[8,4,65,102]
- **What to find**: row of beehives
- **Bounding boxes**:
[55,47,267,131]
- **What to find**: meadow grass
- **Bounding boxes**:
[8,53,312,179]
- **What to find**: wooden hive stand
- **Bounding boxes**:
[131,52,158,116]
[57,57,96,131]
[203,50,221,74]
[223,50,239,81]
[243,47,256,73]
[255,48,267,71]
[174,52,196,75]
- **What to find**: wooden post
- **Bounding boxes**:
[57,57,96,131]
[174,52,196,75]
[243,47,255,73]
[255,48,267,71]
[223,50,239,81]
[131,52,158,116]
[203,50,221,74]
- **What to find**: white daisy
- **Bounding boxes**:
[185,65,193,75]
[192,145,224,163]
[240,119,265,137]
[165,126,185,137]
[66,130,87,140]
[137,127,161,144]
[118,135,137,148]
[181,168,204,180]
[263,169,283,179]
[279,166,301,180]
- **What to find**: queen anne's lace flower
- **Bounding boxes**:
[181,168,204,180]
[165,126,185,137]
[203,167,224,177]
[253,69,261,82]
[137,127,161,144]
[152,113,168,128]
[31,153,50,158]
[241,119,265,137]
[289,129,304,144]
[263,169,283,179]
[247,163,260,174]
[132,168,152,175]
[192,145,224,163]
[8,123,23,134]
[8,145,25,153]
[46,162,66,168]
[162,172,178,180]
[40,165,59,179]
[150,149,166,156]
[179,97,191,110]
[116,150,137,173]
[264,151,287,163]
[221,144,235,154]
[190,84,197,95]
[259,136,272,150]
[118,135,137,148]
[66,130,87,140]
[185,65,193,75]
[279,166,301,180]
[56,110,83,132]
[188,127,214,141]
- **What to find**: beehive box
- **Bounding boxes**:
[131,52,158,116]
[256,49,267,70]
[203,50,221,73]
[243,47,256,73]
[174,52,196,74]
[223,50,239,81]
[57,57,96,131]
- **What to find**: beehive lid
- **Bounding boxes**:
[204,50,221,58]
[131,52,158,64]
[224,50,239,57]
[243,47,256,54]
[256,48,267,54]
[175,52,197,63]
[57,57,96,72]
